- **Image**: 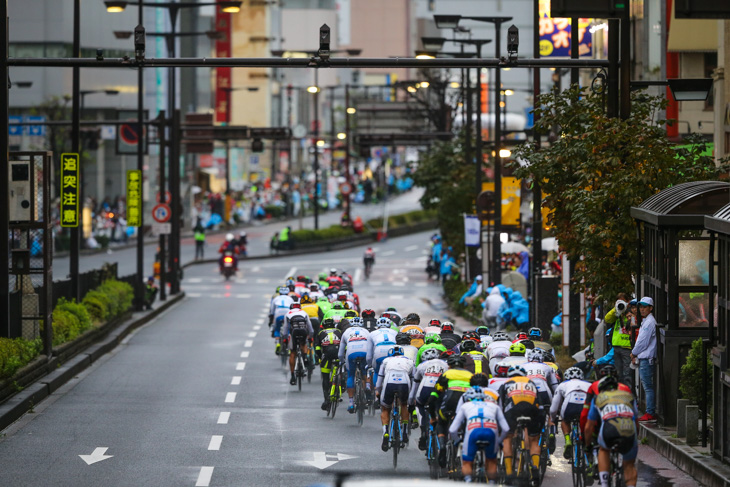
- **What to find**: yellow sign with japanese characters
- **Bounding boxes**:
[60,153,79,228]
[482,177,521,227]
[126,170,142,227]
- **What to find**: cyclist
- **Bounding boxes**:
[501,341,529,369]
[361,308,378,331]
[269,287,294,352]
[410,347,448,450]
[363,247,375,276]
[524,347,560,453]
[584,375,639,487]
[528,327,555,357]
[368,317,398,380]
[580,364,632,432]
[440,322,462,350]
[423,318,442,335]
[300,294,323,334]
[376,346,415,451]
[323,301,349,322]
[307,283,324,301]
[402,312,421,326]
[550,366,591,459]
[428,353,473,466]
[499,365,543,481]
[486,331,512,375]
[416,333,447,366]
[338,318,372,413]
[459,338,488,375]
[282,303,314,386]
[383,307,403,326]
[396,331,419,363]
[475,325,493,349]
[487,361,511,394]
[316,318,343,410]
[399,322,425,348]
[450,386,510,483]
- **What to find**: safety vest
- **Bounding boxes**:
[611,316,632,349]
[279,227,289,242]
[194,231,205,242]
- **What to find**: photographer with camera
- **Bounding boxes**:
[603,293,635,389]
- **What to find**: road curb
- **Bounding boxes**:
[639,423,730,487]
[0,292,185,432]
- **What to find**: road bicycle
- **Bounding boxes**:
[537,417,552,483]
[353,357,367,426]
[366,368,377,416]
[608,444,624,487]
[425,419,441,479]
[306,340,316,383]
[569,418,591,487]
[388,391,403,469]
[327,360,344,418]
[445,436,462,480]
[472,439,492,483]
[294,339,307,392]
[511,416,539,487]
[364,259,373,280]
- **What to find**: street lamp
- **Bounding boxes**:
[104,1,242,13]
[631,78,713,102]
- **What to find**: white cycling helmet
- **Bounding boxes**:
[564,367,584,381]
[420,348,441,362]
[349,317,364,327]
[527,348,544,363]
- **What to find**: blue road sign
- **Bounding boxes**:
[9,115,23,136]
[27,115,46,136]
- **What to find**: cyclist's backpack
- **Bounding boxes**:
[290,315,309,341]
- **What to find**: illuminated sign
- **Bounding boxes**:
[539,0,593,58]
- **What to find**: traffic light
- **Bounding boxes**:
[80,128,101,150]
[251,138,264,153]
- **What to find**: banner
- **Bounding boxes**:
[126,170,142,227]
[60,153,79,228]
[482,177,522,227]
[464,215,481,247]
[215,8,232,124]
[539,0,593,57]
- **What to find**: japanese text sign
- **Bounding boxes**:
[539,0,593,58]
[127,170,142,227]
[60,153,79,228]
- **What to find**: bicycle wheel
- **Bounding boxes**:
[428,430,440,479]
[296,353,303,392]
[391,412,400,469]
[280,342,287,367]
[473,449,486,483]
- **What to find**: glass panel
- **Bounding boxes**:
[679,239,711,285]
[678,292,709,327]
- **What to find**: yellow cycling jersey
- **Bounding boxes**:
[500,377,539,408]
[301,303,320,319]
[400,324,425,348]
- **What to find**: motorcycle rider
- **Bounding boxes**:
[218,233,239,271]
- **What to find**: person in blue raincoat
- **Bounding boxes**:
[440,247,457,283]
[459,275,483,305]
[496,286,514,329]
[517,251,530,281]
[509,291,530,330]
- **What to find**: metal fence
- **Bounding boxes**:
[50,263,136,309]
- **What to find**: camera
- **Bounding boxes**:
[615,299,628,316]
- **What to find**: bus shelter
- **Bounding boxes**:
[630,181,730,426]
[705,202,730,460]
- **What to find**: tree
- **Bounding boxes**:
[512,86,729,301]
[412,130,473,251]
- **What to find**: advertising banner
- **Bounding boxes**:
[539,0,593,57]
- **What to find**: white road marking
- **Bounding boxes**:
[381,250,396,256]
[244,340,253,347]
[235,294,251,299]
[253,325,261,331]
[251,266,261,273]
[236,362,246,371]
[195,467,214,487]
[187,278,202,283]
[369,281,382,286]
[187,293,202,298]
[404,245,418,251]
[79,447,113,465]
[235,278,248,284]
[225,392,236,403]
[421,249,430,255]
[262,293,272,298]
[247,331,257,338]
[217,412,230,424]
[285,267,297,279]
[256,319,264,325]
[208,435,223,451]
[390,295,404,300]
[256,278,270,284]
[231,376,242,385]
[209,293,223,298]
[415,282,427,287]
[392,282,405,287]
[354,268,362,282]
[240,351,250,358]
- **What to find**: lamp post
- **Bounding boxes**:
[106,0,241,297]
[79,89,120,115]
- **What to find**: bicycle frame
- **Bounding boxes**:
[389,392,402,469]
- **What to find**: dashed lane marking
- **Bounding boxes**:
[187,278,202,283]
[208,435,223,451]
[217,412,230,424]
[256,278,270,284]
[256,319,264,325]
[244,340,253,347]
[195,467,214,487]
[247,332,257,338]
[404,245,418,251]
[187,293,202,298]
[236,362,246,371]
[392,282,405,287]
[253,325,261,331]
[231,376,242,385]
[235,294,251,299]
[415,282,427,287]
[369,281,382,286]
[225,392,236,403]
[240,351,250,358]
[381,250,396,256]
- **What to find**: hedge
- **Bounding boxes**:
[0,337,42,380]
[52,298,93,346]
[680,337,712,408]
[365,209,437,230]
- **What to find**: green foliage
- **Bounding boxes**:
[55,297,92,335]
[680,338,712,408]
[97,280,134,317]
[0,338,42,379]
[82,290,110,324]
[263,205,284,219]
[511,86,730,301]
[52,305,81,345]
[412,130,474,251]
[365,209,437,230]
[290,225,355,243]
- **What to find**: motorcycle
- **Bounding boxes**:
[220,250,237,280]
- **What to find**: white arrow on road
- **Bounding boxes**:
[79,447,114,465]
[304,452,357,470]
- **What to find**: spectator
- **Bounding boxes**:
[270,232,279,255]
[604,292,635,389]
[483,286,505,328]
[143,276,158,310]
[278,226,291,250]
[193,218,206,260]
[632,297,657,422]
[459,275,483,305]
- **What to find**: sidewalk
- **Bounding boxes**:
[639,423,730,487]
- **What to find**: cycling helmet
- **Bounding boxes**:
[388,346,404,357]
[528,327,542,340]
[404,312,421,325]
[362,309,376,318]
[318,272,328,281]
[428,319,442,328]
[386,307,398,312]
[599,364,618,378]
[440,350,456,360]
[514,332,528,341]
[493,331,509,341]
[446,354,466,368]
[507,365,528,377]
[462,386,486,403]
[329,268,338,276]
[300,294,313,304]
[332,302,345,310]
[225,233,234,242]
[460,340,477,352]
[290,303,301,309]
[395,332,412,345]
[564,367,584,381]
[495,361,510,378]
[340,283,351,292]
[470,373,490,387]
[543,350,556,363]
[420,348,441,362]
[475,326,490,336]
[424,333,442,345]
[278,287,288,295]
[598,375,619,393]
[322,318,336,329]
[441,322,455,333]
[509,342,527,356]
[309,283,319,291]
[526,348,544,363]
[376,317,393,329]
[349,317,364,327]
[317,296,329,302]
[344,310,358,318]
[463,331,480,342]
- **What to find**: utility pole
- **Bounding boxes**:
[0,0,8,332]
[135,2,145,310]
[70,0,80,301]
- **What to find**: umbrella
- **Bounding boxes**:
[501,241,529,254]
[541,237,559,252]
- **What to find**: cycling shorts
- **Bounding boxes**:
[505,402,543,436]
[288,328,308,350]
[562,403,584,424]
[537,391,552,408]
[416,386,435,406]
[381,382,409,408]
[463,428,498,461]
[346,352,367,389]
[598,432,638,461]
[439,390,464,422]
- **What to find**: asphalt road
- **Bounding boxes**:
[0,231,698,487]
[52,189,424,279]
